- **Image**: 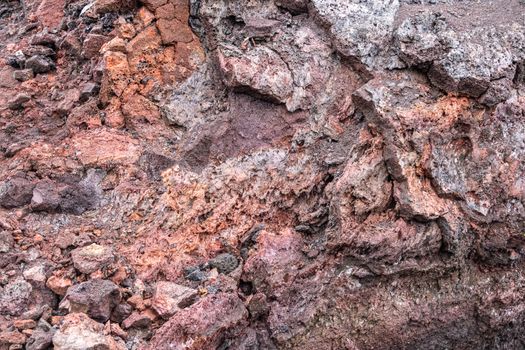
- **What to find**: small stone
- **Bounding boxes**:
[100,37,127,54]
[25,55,55,74]
[209,253,238,274]
[184,266,207,281]
[60,279,121,323]
[121,311,152,329]
[30,32,59,49]
[110,323,127,340]
[0,231,14,253]
[25,328,54,350]
[7,94,31,110]
[79,82,100,102]
[0,278,32,316]
[82,34,109,59]
[247,292,269,319]
[6,50,26,68]
[13,319,37,330]
[13,69,34,82]
[71,243,114,274]
[93,0,122,14]
[22,265,47,284]
[46,276,72,296]
[151,282,198,319]
[110,303,133,323]
[126,294,145,311]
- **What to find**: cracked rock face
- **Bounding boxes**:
[1,0,525,349]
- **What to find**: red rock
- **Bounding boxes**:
[82,34,110,59]
[155,3,175,19]
[13,319,36,330]
[156,18,194,45]
[35,0,65,28]
[147,293,247,349]
[0,331,26,345]
[70,129,140,167]
[46,276,73,296]
[126,295,145,311]
[141,0,168,11]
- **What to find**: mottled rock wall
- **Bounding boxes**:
[0,0,525,349]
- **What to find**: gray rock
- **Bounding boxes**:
[0,278,32,316]
[7,93,31,110]
[311,0,399,66]
[209,253,238,274]
[13,69,34,82]
[394,11,451,67]
[60,279,121,322]
[0,231,14,253]
[79,82,100,102]
[25,55,55,74]
[110,302,133,323]
[428,28,516,97]
[0,177,34,209]
[26,328,54,350]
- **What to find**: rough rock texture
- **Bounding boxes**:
[1,0,525,349]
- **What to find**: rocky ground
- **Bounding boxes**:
[0,0,524,349]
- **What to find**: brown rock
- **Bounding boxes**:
[110,323,127,339]
[0,331,26,345]
[141,0,167,11]
[126,294,145,311]
[121,311,152,329]
[82,34,110,59]
[126,25,162,61]
[155,3,175,19]
[170,0,190,22]
[156,18,194,45]
[13,319,36,330]
[35,0,65,28]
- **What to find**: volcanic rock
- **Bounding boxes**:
[60,279,121,322]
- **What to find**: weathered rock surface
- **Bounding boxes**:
[1,0,525,349]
